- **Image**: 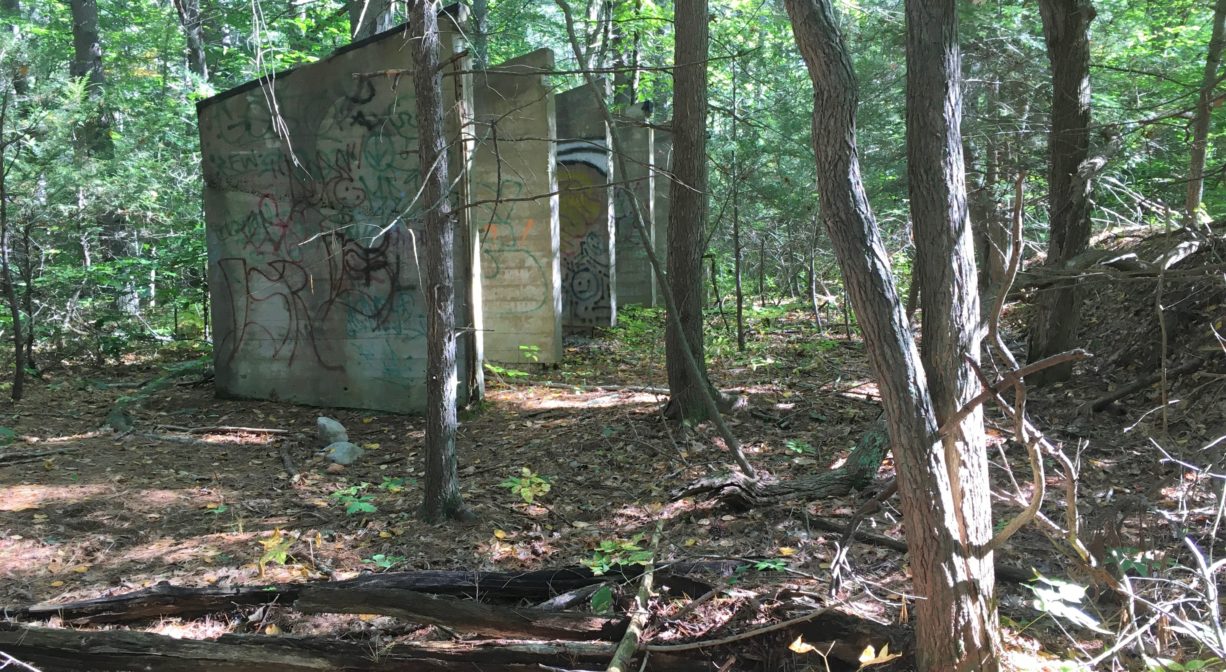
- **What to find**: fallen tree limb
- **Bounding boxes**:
[672,417,890,508]
[0,446,80,465]
[607,522,662,672]
[9,566,715,625]
[1090,356,1211,412]
[294,586,627,641]
[0,623,710,671]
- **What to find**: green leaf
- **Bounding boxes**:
[590,585,614,614]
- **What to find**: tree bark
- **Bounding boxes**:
[413,0,469,523]
[905,0,998,668]
[470,0,490,69]
[1028,0,1095,384]
[1186,0,1226,225]
[665,0,713,422]
[349,0,395,41]
[68,0,112,157]
[783,0,999,669]
[171,0,209,81]
[0,91,25,402]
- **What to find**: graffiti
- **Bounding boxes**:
[199,41,450,410]
[557,139,613,327]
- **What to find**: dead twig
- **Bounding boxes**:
[607,521,663,672]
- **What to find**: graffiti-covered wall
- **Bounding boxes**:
[198,19,479,414]
[473,49,562,364]
[556,84,616,329]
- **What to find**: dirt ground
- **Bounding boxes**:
[1,240,1223,669]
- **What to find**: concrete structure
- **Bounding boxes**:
[653,129,672,271]
[197,14,481,414]
[472,49,563,364]
[555,83,616,330]
[613,123,656,307]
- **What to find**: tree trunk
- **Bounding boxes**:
[412,0,468,523]
[1028,0,1095,385]
[731,61,745,351]
[783,0,999,669]
[904,0,999,668]
[665,0,713,423]
[470,0,490,69]
[349,0,395,41]
[0,92,25,402]
[68,0,112,157]
[1,0,27,96]
[171,0,209,81]
[1186,0,1226,225]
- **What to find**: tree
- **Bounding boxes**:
[349,0,395,41]
[171,0,209,81]
[665,0,714,423]
[904,0,999,667]
[412,0,470,524]
[783,0,999,668]
[68,0,112,157]
[1186,0,1226,225]
[1028,0,1095,385]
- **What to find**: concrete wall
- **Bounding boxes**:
[472,49,562,364]
[198,18,479,414]
[556,83,616,329]
[653,129,672,271]
[613,123,656,307]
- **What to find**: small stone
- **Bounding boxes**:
[316,416,349,446]
[325,463,346,474]
[324,441,364,465]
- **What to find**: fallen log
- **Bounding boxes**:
[294,586,627,641]
[673,417,890,508]
[0,623,710,671]
[9,565,715,626]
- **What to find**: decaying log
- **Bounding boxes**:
[0,623,710,671]
[1090,356,1212,412]
[673,417,890,508]
[10,566,715,626]
[294,586,627,641]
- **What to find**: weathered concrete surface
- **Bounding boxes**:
[472,49,562,364]
[613,123,656,307]
[653,129,672,272]
[555,83,616,330]
[198,17,480,414]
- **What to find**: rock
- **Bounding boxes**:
[323,441,364,465]
[316,416,348,446]
[325,463,346,474]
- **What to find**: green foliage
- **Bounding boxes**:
[0,427,16,446]
[582,533,652,576]
[331,483,378,515]
[589,584,615,613]
[784,439,814,455]
[499,468,551,504]
[1024,572,1110,634]
[363,553,406,570]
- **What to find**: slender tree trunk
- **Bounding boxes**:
[731,61,745,351]
[1028,0,1095,385]
[470,0,490,70]
[171,0,209,81]
[665,0,714,422]
[68,0,111,157]
[1,0,28,97]
[412,0,469,524]
[905,0,999,668]
[1186,0,1226,225]
[783,0,999,669]
[0,92,25,401]
[349,0,395,40]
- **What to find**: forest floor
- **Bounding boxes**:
[1,230,1223,671]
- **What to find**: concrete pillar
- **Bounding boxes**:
[198,14,478,413]
[555,82,616,330]
[472,49,562,364]
[613,123,656,307]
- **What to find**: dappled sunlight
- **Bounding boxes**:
[488,386,664,412]
[0,484,112,512]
